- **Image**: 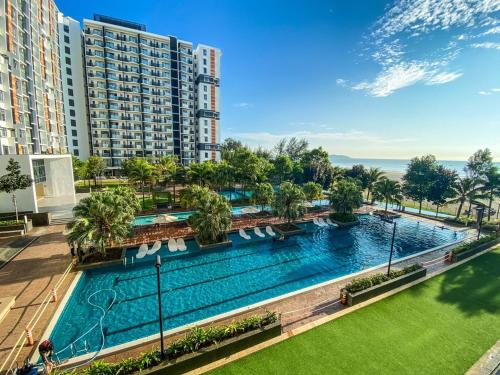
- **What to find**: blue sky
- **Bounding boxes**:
[59,0,500,160]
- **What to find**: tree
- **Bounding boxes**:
[221,138,244,161]
[365,167,384,201]
[254,146,273,161]
[252,182,274,211]
[188,192,232,245]
[66,187,140,257]
[180,185,211,209]
[0,159,33,221]
[447,177,480,219]
[187,161,216,187]
[274,137,309,161]
[300,147,332,187]
[86,156,106,187]
[428,166,457,217]
[329,178,363,214]
[346,164,369,189]
[465,149,493,180]
[482,166,500,221]
[273,182,306,226]
[71,155,84,181]
[215,161,235,197]
[127,158,153,207]
[302,181,323,204]
[373,178,401,212]
[272,155,293,184]
[402,155,438,213]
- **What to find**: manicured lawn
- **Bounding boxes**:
[211,247,500,375]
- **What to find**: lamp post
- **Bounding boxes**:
[496,203,499,220]
[155,255,165,359]
[387,220,397,276]
[475,206,485,240]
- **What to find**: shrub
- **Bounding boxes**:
[451,235,498,255]
[0,220,22,226]
[329,212,357,223]
[344,264,423,294]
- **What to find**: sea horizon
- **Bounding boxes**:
[329,155,500,175]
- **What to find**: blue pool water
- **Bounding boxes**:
[49,215,463,360]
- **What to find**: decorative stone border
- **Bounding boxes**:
[273,223,306,237]
[75,248,127,271]
[195,237,233,250]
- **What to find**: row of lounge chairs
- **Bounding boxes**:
[239,226,276,240]
[135,238,187,259]
[313,217,337,227]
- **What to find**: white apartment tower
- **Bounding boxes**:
[194,45,221,162]
[0,0,67,155]
[83,15,207,171]
[58,14,90,159]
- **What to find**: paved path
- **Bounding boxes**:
[0,225,75,369]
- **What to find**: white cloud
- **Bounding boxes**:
[232,102,253,108]
[425,71,463,85]
[339,0,499,97]
[471,42,500,50]
[479,88,500,95]
[479,91,492,95]
[492,88,500,92]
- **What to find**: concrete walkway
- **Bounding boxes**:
[0,225,75,369]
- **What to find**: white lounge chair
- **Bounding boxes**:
[317,218,328,227]
[168,238,178,252]
[265,226,276,237]
[136,243,148,259]
[147,240,162,255]
[239,228,251,240]
[312,217,322,227]
[254,227,265,238]
[326,218,338,227]
[176,238,187,251]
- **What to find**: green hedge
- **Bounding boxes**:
[0,220,22,226]
[58,312,277,375]
[344,264,423,294]
[329,212,357,223]
[451,235,498,255]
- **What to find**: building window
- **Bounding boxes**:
[204,137,208,142]
[0,109,5,121]
[65,46,71,54]
[69,99,74,106]
[204,103,207,109]
[65,57,71,64]
[70,109,75,116]
[72,140,78,146]
[204,119,208,125]
[64,25,69,33]
[66,67,72,75]
[204,94,207,100]
[67,78,73,86]
[74,149,79,156]
[203,67,207,74]
[205,152,208,158]
[32,160,46,183]
[203,85,207,92]
[203,49,207,56]
[203,58,207,65]
[71,119,76,127]
[68,89,74,96]
[204,127,208,134]
[71,130,77,136]
[64,35,70,43]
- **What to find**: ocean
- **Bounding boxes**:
[329,155,500,175]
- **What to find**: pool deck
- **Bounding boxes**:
[0,225,75,368]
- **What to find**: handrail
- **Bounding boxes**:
[0,261,75,374]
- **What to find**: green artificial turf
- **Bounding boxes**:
[210,247,500,375]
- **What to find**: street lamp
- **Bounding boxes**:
[387,220,397,276]
[475,206,485,240]
[155,255,165,359]
[496,203,499,220]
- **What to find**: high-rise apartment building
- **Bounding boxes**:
[194,45,221,162]
[0,0,75,214]
[58,14,90,159]
[0,0,66,155]
[83,15,221,171]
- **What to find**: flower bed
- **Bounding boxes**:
[340,264,426,306]
[60,312,279,375]
[447,235,500,263]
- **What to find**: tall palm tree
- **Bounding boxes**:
[447,177,480,219]
[365,167,384,201]
[482,167,500,221]
[273,182,306,226]
[373,177,401,212]
[66,187,140,256]
[128,159,153,207]
[329,178,363,214]
[187,161,216,187]
[189,192,232,245]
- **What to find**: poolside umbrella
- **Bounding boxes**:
[155,214,176,224]
[241,207,259,214]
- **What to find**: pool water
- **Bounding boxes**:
[49,215,463,360]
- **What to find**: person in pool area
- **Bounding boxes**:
[38,339,54,374]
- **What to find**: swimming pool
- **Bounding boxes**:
[49,215,464,361]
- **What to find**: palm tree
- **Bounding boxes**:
[252,182,275,211]
[482,166,500,221]
[329,178,363,214]
[273,182,306,227]
[180,185,211,209]
[365,167,384,201]
[86,156,107,188]
[189,192,232,245]
[447,177,479,219]
[373,177,401,212]
[302,181,323,205]
[215,161,235,196]
[187,161,216,187]
[66,187,140,257]
[128,159,153,208]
